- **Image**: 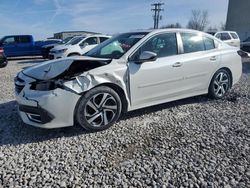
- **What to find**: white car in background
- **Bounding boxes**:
[214,31,240,48]
[49,35,111,59]
[15,29,243,131]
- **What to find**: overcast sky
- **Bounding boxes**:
[0,0,229,39]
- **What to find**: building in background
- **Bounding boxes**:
[53,31,101,40]
[226,0,250,41]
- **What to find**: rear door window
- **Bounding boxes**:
[203,37,215,50]
[18,36,31,43]
[84,37,98,45]
[99,37,109,43]
[220,33,231,41]
[181,33,205,53]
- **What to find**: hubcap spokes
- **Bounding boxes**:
[84,93,118,127]
[214,72,229,97]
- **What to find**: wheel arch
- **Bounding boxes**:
[73,82,129,123]
[96,83,129,114]
[67,52,81,57]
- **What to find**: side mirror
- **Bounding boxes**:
[138,51,157,63]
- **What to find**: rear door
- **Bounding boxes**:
[16,36,33,56]
[177,32,220,91]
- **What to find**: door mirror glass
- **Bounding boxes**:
[138,51,157,62]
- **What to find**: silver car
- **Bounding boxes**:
[15,29,242,131]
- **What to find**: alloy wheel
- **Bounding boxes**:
[84,92,118,127]
[213,72,230,97]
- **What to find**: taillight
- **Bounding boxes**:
[237,50,249,58]
[0,48,3,53]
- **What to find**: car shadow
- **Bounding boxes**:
[16,59,46,65]
[0,101,88,146]
[0,96,211,146]
[8,56,44,61]
[242,61,250,74]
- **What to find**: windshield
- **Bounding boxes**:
[68,36,85,45]
[85,32,149,59]
[59,37,73,44]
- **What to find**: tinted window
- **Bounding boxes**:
[3,37,16,44]
[133,33,177,59]
[220,33,231,41]
[204,37,215,50]
[100,37,109,43]
[18,36,31,43]
[230,32,239,39]
[84,37,98,45]
[181,33,205,53]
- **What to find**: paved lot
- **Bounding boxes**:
[0,57,250,187]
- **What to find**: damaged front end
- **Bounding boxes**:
[14,56,123,129]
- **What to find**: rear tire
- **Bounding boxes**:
[208,69,231,99]
[75,86,122,132]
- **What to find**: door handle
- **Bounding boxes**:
[172,62,182,67]
[210,56,217,61]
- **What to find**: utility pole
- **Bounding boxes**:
[151,2,164,29]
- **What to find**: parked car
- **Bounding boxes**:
[214,31,240,48]
[15,29,242,131]
[241,36,250,53]
[0,35,61,57]
[49,35,111,59]
[42,37,75,59]
[0,47,7,68]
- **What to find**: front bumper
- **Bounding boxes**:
[48,52,65,60]
[15,81,81,129]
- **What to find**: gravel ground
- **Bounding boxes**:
[0,57,250,187]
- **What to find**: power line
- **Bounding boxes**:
[151,2,164,29]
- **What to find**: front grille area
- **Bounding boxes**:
[15,75,25,94]
[48,54,54,60]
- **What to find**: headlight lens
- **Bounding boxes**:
[55,48,67,53]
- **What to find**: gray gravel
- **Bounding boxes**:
[0,57,250,187]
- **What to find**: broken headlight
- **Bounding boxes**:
[30,80,63,91]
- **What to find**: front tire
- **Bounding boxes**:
[208,69,231,99]
[75,86,122,131]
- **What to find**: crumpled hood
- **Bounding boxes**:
[22,56,110,81]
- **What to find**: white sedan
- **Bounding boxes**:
[15,29,242,131]
[49,35,111,59]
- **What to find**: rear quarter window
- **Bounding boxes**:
[230,32,239,39]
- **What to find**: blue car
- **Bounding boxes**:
[0,35,61,57]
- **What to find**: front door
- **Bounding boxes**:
[128,32,186,108]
